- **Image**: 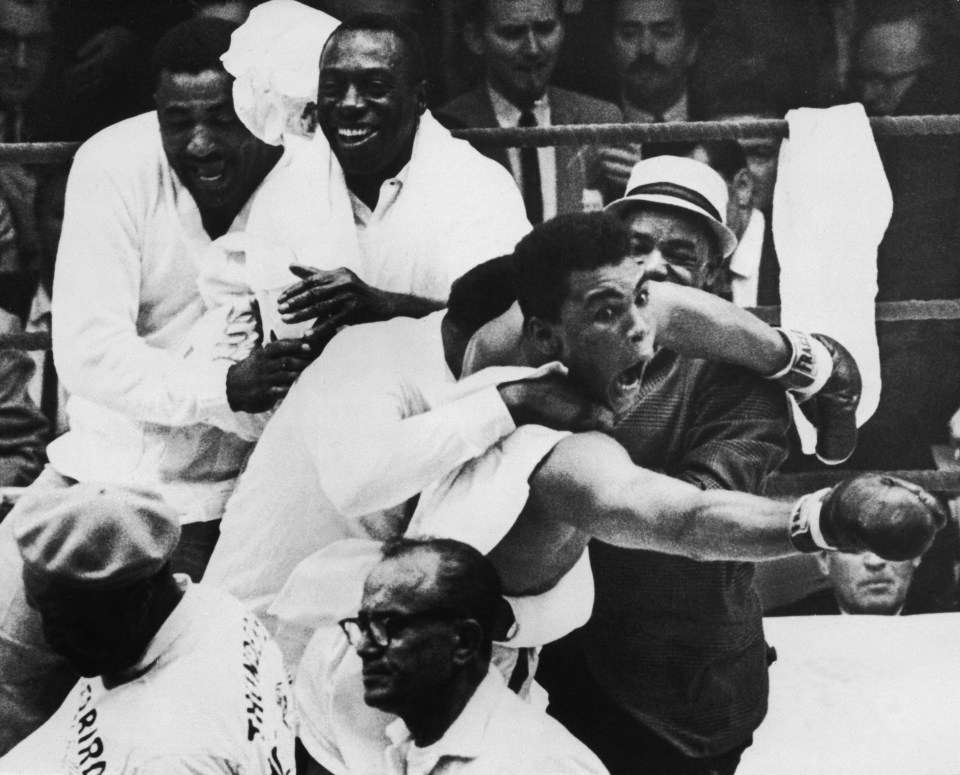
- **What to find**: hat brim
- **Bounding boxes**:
[605,193,739,259]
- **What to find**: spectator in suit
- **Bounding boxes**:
[436,0,622,222]
[599,0,712,190]
[0,0,53,325]
[0,346,47,488]
[767,550,922,616]
[844,0,960,470]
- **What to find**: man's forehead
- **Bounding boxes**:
[321,28,406,72]
[155,68,233,107]
[622,204,711,242]
[617,0,684,25]
[0,0,52,36]
[566,258,642,300]
[362,552,442,610]
[859,19,929,72]
[489,0,561,24]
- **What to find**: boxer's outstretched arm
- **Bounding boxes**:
[532,432,943,563]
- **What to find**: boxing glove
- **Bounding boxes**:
[789,473,948,561]
[770,329,862,465]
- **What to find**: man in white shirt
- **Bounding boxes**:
[0,482,296,775]
[0,17,312,754]
[224,13,531,343]
[337,536,609,775]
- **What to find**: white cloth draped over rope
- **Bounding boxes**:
[774,104,890,457]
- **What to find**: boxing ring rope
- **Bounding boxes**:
[2,114,959,495]
[452,114,960,147]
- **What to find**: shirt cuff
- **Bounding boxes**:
[448,385,516,458]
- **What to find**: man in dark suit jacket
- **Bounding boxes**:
[435,0,622,221]
[768,550,922,616]
[843,3,960,470]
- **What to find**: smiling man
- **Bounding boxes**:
[229,13,530,344]
[0,17,312,754]
[436,0,622,222]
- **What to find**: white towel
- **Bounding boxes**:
[774,104,890,454]
[409,424,571,554]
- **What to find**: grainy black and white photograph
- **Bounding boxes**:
[0,0,959,773]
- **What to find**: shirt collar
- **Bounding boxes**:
[486,83,551,127]
[621,90,689,123]
[727,208,765,279]
[385,667,505,767]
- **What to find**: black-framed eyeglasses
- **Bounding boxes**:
[338,609,460,649]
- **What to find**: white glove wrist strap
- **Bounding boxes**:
[768,329,833,402]
[789,488,836,552]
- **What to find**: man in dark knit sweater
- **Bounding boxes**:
[537,155,790,775]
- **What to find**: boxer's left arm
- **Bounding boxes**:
[533,432,944,562]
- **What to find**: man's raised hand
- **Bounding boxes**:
[498,371,615,434]
[277,264,392,326]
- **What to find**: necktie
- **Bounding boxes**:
[518,109,543,224]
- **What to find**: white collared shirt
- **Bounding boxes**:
[0,579,296,775]
[349,163,410,260]
[487,85,559,220]
[384,668,608,775]
[48,112,292,524]
[728,208,766,308]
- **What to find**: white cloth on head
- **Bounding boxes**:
[222,0,340,145]
[773,103,889,455]
[0,579,296,775]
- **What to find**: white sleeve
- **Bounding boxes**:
[444,159,531,281]
[52,134,233,428]
[310,327,517,518]
[501,549,594,648]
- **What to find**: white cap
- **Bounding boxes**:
[605,155,738,258]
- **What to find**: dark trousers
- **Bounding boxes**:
[539,638,750,775]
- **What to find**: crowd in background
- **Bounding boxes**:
[0,2,957,773]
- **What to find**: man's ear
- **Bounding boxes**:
[683,37,700,69]
[464,20,486,59]
[413,80,428,117]
[452,620,484,665]
[523,315,562,361]
[732,167,755,210]
[816,551,832,577]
